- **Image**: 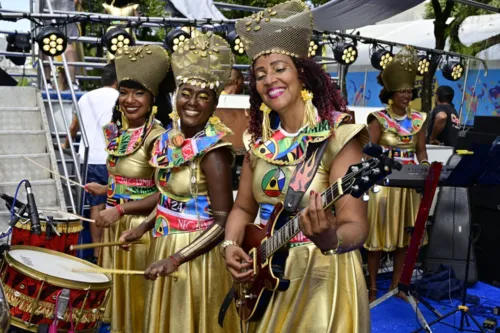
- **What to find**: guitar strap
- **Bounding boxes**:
[283,138,330,214]
[217,137,330,328]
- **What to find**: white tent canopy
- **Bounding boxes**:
[312,0,425,31]
[328,13,500,71]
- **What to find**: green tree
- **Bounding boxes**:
[421,0,500,113]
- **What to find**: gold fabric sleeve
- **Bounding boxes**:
[177,223,225,261]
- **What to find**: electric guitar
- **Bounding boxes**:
[234,144,402,321]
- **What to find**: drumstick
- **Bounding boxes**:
[41,209,96,223]
[70,240,144,250]
[23,156,85,189]
[71,267,179,280]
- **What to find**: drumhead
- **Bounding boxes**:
[8,249,109,284]
[20,209,80,223]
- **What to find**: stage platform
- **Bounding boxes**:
[372,272,500,332]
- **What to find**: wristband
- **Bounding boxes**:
[420,160,431,166]
[220,240,239,258]
[115,204,125,217]
[321,233,343,256]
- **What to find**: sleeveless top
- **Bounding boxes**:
[103,117,164,207]
[149,119,234,237]
[367,109,426,165]
[248,112,369,245]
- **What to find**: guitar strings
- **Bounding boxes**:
[256,158,379,258]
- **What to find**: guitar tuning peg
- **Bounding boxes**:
[383,178,390,186]
[361,157,366,162]
[362,192,370,202]
[384,166,390,172]
[371,185,380,194]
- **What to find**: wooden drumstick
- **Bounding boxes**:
[70,240,144,251]
[23,156,86,189]
[71,267,179,280]
[41,209,96,223]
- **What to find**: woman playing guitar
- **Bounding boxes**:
[223,1,371,332]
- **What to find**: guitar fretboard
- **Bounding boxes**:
[261,180,345,261]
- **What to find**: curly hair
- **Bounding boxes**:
[247,56,347,142]
[376,72,418,104]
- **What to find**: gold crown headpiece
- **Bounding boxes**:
[381,45,418,92]
[171,32,234,95]
[114,45,171,96]
[235,0,313,61]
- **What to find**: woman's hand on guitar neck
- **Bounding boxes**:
[225,245,254,283]
[299,190,339,250]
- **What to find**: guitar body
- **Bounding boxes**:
[234,202,291,321]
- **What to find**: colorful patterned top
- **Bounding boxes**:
[367,109,426,165]
[149,118,234,237]
[248,112,369,245]
[103,118,165,207]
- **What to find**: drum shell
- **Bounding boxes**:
[1,246,111,332]
[11,218,83,255]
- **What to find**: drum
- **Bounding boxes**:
[11,210,83,255]
[1,246,111,332]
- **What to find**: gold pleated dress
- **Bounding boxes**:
[364,109,426,252]
[247,113,371,333]
[144,124,241,333]
[100,120,165,333]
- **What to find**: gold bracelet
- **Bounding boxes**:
[220,240,239,258]
[212,210,229,217]
[321,233,343,256]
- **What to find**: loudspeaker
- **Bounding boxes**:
[424,186,478,285]
[470,185,500,287]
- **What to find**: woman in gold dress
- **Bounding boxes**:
[363,46,429,302]
[117,32,241,333]
[84,44,171,333]
[222,1,371,332]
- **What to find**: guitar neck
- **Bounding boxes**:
[264,179,346,260]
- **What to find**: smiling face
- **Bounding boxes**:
[253,53,304,114]
[391,89,413,111]
[118,85,153,128]
[176,83,217,133]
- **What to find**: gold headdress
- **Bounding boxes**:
[381,46,418,92]
[171,31,234,95]
[168,32,234,147]
[235,0,313,61]
[114,44,171,96]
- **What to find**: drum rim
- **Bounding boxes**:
[10,316,99,333]
[4,245,111,290]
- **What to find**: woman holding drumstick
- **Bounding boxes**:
[84,44,171,333]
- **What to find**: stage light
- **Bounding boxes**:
[227,30,245,55]
[165,29,191,53]
[36,26,67,57]
[371,48,394,71]
[103,27,134,55]
[308,39,320,57]
[333,43,358,65]
[442,60,464,81]
[417,55,431,75]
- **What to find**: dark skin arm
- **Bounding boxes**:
[95,192,159,228]
[429,111,447,145]
[144,147,234,280]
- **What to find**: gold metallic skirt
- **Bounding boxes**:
[364,186,421,251]
[248,244,370,333]
[143,231,241,333]
[99,214,150,333]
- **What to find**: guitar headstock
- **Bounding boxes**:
[342,143,402,199]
